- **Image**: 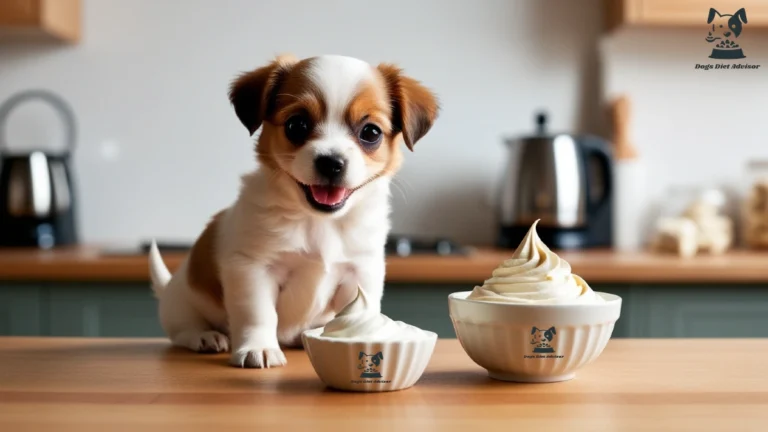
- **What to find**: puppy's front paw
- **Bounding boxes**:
[172,330,229,353]
[197,331,230,353]
[230,347,287,368]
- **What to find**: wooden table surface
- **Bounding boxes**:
[0,338,766,431]
[1,245,768,284]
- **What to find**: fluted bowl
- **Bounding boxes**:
[301,328,437,392]
[449,291,621,383]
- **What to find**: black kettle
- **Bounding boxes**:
[497,112,613,249]
[0,90,79,248]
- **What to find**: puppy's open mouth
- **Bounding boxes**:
[299,183,352,213]
[706,37,720,42]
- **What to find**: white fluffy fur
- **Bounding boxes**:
[149,55,393,368]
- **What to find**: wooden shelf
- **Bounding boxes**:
[0,245,767,284]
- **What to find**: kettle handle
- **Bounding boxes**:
[0,89,77,156]
[580,135,613,217]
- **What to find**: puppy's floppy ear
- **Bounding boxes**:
[375,352,383,360]
[548,326,556,335]
[359,351,365,359]
[707,8,721,24]
[531,327,539,335]
[229,54,298,135]
[377,63,440,151]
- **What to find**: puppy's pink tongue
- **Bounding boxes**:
[310,186,348,205]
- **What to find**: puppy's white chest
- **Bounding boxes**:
[293,218,348,265]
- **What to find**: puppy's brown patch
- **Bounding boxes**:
[344,80,401,179]
[255,58,326,173]
[376,64,440,150]
[187,211,225,307]
[228,54,299,135]
[345,80,392,135]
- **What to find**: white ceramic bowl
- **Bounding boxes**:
[449,291,622,383]
[301,328,437,392]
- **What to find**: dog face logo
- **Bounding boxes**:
[706,8,748,59]
[357,351,383,378]
[530,326,557,353]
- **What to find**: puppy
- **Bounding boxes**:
[148,54,439,368]
[358,351,384,378]
[530,326,556,353]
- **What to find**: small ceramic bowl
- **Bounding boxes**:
[302,329,437,392]
[449,291,622,383]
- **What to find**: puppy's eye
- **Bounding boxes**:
[359,123,382,146]
[284,115,311,145]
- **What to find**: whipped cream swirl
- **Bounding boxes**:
[321,287,428,340]
[467,220,604,304]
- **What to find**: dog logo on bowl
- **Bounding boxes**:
[530,326,557,353]
[358,351,383,378]
[706,7,748,59]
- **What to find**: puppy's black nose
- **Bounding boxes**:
[314,155,346,181]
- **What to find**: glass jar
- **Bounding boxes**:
[742,160,768,249]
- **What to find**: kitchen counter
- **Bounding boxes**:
[0,245,767,283]
[0,337,765,430]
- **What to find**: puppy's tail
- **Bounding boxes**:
[148,239,172,296]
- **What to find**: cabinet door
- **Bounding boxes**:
[47,284,163,337]
[0,0,39,26]
[638,0,768,26]
[0,284,44,336]
[0,0,80,42]
[607,0,768,29]
[640,286,768,338]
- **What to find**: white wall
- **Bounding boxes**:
[601,26,768,238]
[0,0,602,246]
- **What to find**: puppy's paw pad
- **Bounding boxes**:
[230,347,287,369]
[196,331,229,353]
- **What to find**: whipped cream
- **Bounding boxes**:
[321,287,429,340]
[467,220,604,304]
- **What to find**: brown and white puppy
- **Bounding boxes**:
[149,54,439,368]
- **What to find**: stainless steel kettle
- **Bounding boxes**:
[497,112,613,249]
[0,89,79,248]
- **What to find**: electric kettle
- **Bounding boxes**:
[497,112,613,249]
[0,89,79,248]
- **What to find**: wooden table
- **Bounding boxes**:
[1,338,766,431]
[1,245,768,283]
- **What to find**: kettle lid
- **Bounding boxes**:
[505,110,557,145]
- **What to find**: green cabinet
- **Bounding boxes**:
[47,284,162,337]
[0,284,44,336]
[1,281,767,338]
[631,286,768,338]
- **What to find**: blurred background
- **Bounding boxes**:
[1,0,767,340]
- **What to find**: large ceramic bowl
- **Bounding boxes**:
[449,291,622,383]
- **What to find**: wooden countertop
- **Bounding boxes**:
[0,337,766,430]
[1,245,768,284]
